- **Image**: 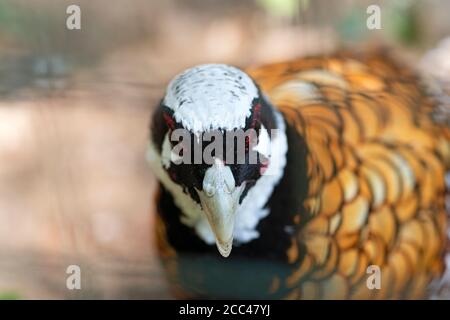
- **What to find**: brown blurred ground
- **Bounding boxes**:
[0,0,449,299]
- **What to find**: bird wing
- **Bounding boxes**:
[247,50,450,299]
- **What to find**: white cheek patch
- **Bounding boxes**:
[195,218,216,245]
[161,133,185,168]
[253,125,271,158]
[233,111,288,244]
[161,134,172,169]
[147,136,203,228]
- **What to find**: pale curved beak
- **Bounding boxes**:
[195,159,244,257]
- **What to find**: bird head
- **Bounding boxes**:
[148,64,283,257]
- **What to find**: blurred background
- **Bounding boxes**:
[0,0,449,299]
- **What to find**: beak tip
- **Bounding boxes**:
[216,240,233,258]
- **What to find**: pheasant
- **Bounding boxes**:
[147,50,450,299]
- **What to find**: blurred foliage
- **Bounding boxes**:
[0,1,56,45]
[338,7,368,42]
[0,291,21,300]
[385,1,420,45]
[0,1,22,36]
[256,0,309,18]
[338,1,420,45]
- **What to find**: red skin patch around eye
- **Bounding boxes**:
[163,113,175,130]
[251,103,261,128]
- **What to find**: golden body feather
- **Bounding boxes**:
[155,51,450,299]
